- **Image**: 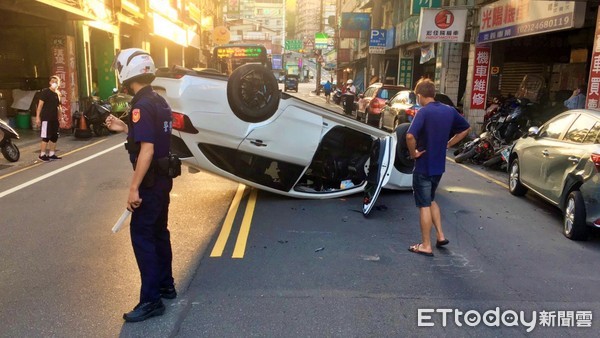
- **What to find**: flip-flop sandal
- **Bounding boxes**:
[408,244,434,257]
[436,239,449,248]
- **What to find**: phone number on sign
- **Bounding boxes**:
[517,14,572,35]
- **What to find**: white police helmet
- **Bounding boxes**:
[346,79,353,84]
[112,48,156,84]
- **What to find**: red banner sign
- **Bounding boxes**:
[470,46,491,110]
[51,35,78,129]
[586,13,600,110]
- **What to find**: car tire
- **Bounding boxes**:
[564,190,589,241]
[508,158,528,196]
[454,148,476,163]
[227,64,280,123]
[394,123,414,173]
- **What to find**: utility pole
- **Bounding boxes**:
[315,0,324,94]
[369,0,383,85]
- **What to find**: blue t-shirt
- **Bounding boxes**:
[407,102,470,176]
[128,86,172,164]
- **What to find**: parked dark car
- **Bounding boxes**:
[378,90,458,132]
[284,74,299,92]
[356,83,406,126]
[508,109,600,240]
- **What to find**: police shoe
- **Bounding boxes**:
[160,286,177,299]
[123,300,165,322]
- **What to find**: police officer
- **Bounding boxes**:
[106,48,176,322]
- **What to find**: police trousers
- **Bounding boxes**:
[130,179,174,303]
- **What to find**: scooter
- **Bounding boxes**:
[333,88,343,105]
[0,119,20,162]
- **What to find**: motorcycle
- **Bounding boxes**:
[482,142,512,171]
[486,97,536,145]
[73,97,112,138]
[0,119,20,162]
[453,131,497,164]
[333,88,343,105]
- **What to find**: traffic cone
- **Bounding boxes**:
[74,111,92,138]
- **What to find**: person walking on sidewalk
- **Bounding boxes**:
[106,48,177,322]
[35,75,63,162]
[406,78,470,256]
[323,80,332,104]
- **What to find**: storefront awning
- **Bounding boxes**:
[35,0,98,21]
[0,0,97,21]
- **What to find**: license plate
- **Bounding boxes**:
[497,116,506,123]
[500,148,511,161]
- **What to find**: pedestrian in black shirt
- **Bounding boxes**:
[35,75,63,162]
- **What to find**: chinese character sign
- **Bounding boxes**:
[585,13,600,110]
[51,35,78,129]
[470,46,491,110]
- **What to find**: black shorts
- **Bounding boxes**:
[41,120,59,142]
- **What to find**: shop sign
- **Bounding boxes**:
[418,9,467,43]
[187,3,202,25]
[369,30,386,54]
[411,0,442,16]
[585,13,600,110]
[153,13,188,47]
[470,46,491,110]
[477,0,586,44]
[51,35,78,130]
[398,58,414,88]
[341,13,371,31]
[396,16,419,46]
[272,55,283,70]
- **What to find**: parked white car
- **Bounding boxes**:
[152,65,414,215]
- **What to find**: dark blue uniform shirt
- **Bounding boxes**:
[128,86,172,162]
[407,102,470,176]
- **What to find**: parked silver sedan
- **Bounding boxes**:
[508,109,600,240]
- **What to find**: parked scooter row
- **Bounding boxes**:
[454,96,538,170]
[0,118,19,162]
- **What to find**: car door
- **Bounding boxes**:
[237,105,323,191]
[363,135,395,216]
[519,113,577,193]
[541,114,598,203]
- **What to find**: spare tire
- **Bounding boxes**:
[394,123,414,173]
[227,64,280,123]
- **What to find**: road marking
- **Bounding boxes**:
[232,188,257,259]
[447,156,509,189]
[210,184,245,257]
[0,143,122,199]
[0,138,109,181]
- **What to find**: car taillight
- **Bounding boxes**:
[406,108,417,116]
[172,111,199,134]
[370,99,382,109]
[591,153,600,171]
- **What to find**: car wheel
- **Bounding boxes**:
[508,158,527,196]
[564,190,589,241]
[227,64,280,123]
[394,123,414,173]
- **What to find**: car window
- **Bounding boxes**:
[539,113,576,139]
[390,94,403,104]
[565,114,597,143]
[584,122,600,144]
[378,88,400,99]
[364,87,375,97]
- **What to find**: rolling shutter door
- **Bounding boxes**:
[499,62,546,97]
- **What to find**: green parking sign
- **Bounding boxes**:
[285,39,302,51]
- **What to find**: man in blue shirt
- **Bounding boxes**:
[406,78,470,256]
[564,84,586,110]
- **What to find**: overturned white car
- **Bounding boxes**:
[152,65,414,215]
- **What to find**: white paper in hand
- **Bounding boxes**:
[112,210,132,233]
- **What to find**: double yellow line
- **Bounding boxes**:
[210,184,258,259]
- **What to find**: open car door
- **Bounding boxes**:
[363,135,395,216]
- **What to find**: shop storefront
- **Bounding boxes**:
[473,0,593,118]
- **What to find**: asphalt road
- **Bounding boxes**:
[1,84,599,336]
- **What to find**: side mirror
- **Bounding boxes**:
[527,126,540,137]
